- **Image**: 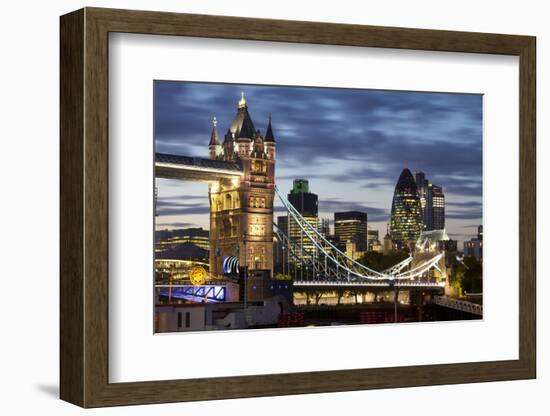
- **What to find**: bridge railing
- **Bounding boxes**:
[433,296,483,316]
[274,185,445,283]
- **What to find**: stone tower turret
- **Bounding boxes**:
[264,114,276,161]
[208,93,276,277]
[208,117,221,160]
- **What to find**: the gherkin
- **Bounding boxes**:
[390,168,423,248]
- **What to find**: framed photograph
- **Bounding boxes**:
[60,7,536,408]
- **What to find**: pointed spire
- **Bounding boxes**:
[223,128,234,160]
[264,113,275,143]
[224,128,232,142]
[237,109,256,139]
[238,91,247,109]
[209,116,219,146]
[230,92,257,137]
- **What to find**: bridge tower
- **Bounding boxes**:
[208,93,276,278]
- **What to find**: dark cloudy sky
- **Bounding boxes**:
[154,81,483,245]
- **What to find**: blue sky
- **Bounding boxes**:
[154,81,482,245]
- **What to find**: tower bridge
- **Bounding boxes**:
[155,93,446,299]
[156,92,276,281]
[152,93,471,333]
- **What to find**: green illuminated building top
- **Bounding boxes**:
[291,179,310,194]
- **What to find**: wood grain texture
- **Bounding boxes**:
[59,8,84,407]
[59,7,537,408]
[518,38,536,376]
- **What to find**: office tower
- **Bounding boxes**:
[334,211,368,251]
[430,184,445,230]
[391,168,423,248]
[415,171,428,229]
[415,171,446,231]
[277,215,288,236]
[287,179,319,258]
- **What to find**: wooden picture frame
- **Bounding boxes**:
[60,7,536,408]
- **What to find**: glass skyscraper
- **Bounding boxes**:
[391,168,423,248]
[415,171,445,231]
[429,184,445,230]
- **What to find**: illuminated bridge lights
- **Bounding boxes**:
[157,284,227,302]
[222,256,239,275]
[274,185,444,283]
[293,281,445,288]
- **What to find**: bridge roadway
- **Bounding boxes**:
[293,280,445,290]
[156,279,445,290]
[155,152,243,182]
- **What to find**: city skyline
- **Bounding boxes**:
[155,81,483,245]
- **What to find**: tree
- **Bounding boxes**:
[462,257,483,293]
[358,250,409,272]
[449,262,465,295]
[449,257,482,296]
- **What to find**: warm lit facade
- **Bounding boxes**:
[154,259,210,281]
[208,93,276,277]
[334,211,368,251]
[345,239,365,260]
[287,179,319,259]
[155,227,210,252]
[390,168,423,248]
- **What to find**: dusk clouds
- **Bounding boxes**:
[154,81,483,244]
